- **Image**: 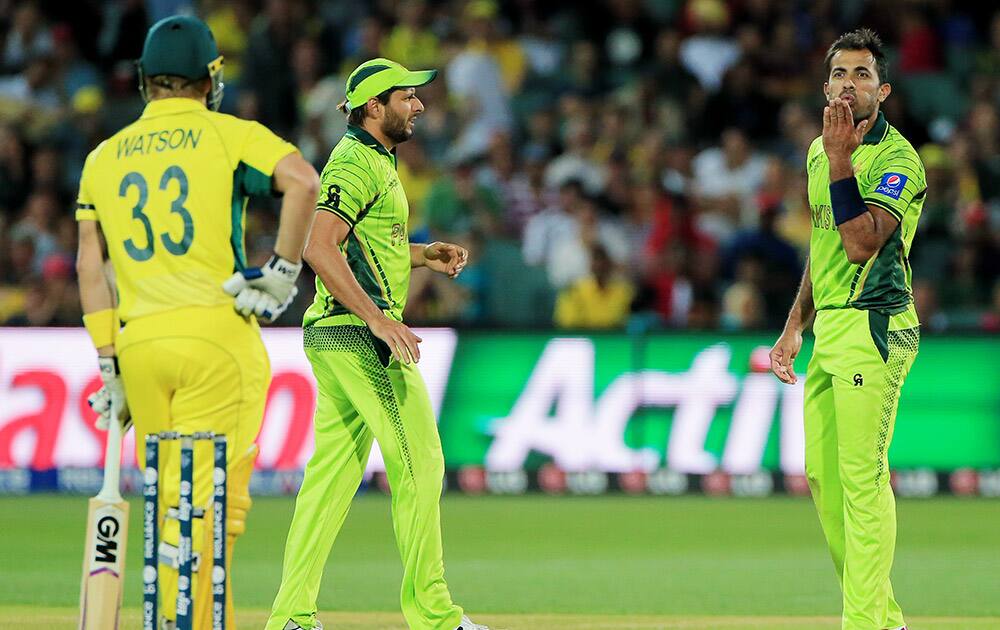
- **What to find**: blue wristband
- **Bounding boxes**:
[829,177,867,226]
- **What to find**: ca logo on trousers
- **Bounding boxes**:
[853,373,864,386]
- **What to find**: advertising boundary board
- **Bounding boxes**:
[1,328,997,496]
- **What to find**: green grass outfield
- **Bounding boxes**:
[2,494,997,629]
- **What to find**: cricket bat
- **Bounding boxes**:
[78,404,129,630]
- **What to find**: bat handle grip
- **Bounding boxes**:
[96,401,125,503]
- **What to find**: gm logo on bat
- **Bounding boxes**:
[875,172,908,200]
[94,515,121,564]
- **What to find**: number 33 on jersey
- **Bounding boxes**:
[75,98,296,322]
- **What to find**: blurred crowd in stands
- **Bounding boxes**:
[1,0,999,331]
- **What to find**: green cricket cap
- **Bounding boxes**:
[345,58,437,110]
[139,15,221,80]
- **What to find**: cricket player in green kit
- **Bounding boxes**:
[266,58,488,630]
[770,30,924,630]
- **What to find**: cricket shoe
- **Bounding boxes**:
[455,615,489,630]
[283,621,323,630]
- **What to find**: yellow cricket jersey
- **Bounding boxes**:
[554,275,634,329]
[75,97,296,322]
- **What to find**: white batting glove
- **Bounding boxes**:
[223,254,302,323]
[88,356,132,431]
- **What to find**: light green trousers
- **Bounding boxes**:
[266,325,463,630]
[805,307,919,630]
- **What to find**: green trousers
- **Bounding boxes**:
[804,306,919,630]
[266,325,463,630]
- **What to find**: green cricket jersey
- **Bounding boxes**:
[806,111,926,315]
[304,125,411,327]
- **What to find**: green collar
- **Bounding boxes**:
[346,124,395,160]
[861,111,889,145]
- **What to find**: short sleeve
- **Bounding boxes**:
[863,149,925,222]
[237,121,297,197]
[316,149,381,227]
[806,136,824,164]
[75,149,99,221]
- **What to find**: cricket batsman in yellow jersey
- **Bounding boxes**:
[75,16,319,629]
[770,30,925,630]
[266,59,488,630]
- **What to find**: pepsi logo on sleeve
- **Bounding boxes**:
[874,172,908,200]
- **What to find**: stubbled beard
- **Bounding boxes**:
[847,96,875,124]
[382,108,412,143]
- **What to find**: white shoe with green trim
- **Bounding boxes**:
[455,615,489,630]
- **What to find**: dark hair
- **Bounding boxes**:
[146,74,209,98]
[559,179,585,196]
[590,243,610,264]
[338,88,396,126]
[824,28,888,82]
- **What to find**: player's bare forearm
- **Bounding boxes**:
[272,152,320,263]
[784,259,814,334]
[836,203,899,264]
[417,241,469,278]
[76,220,116,357]
[303,211,386,325]
[829,153,891,261]
[828,153,854,182]
[770,259,810,384]
[409,243,428,268]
